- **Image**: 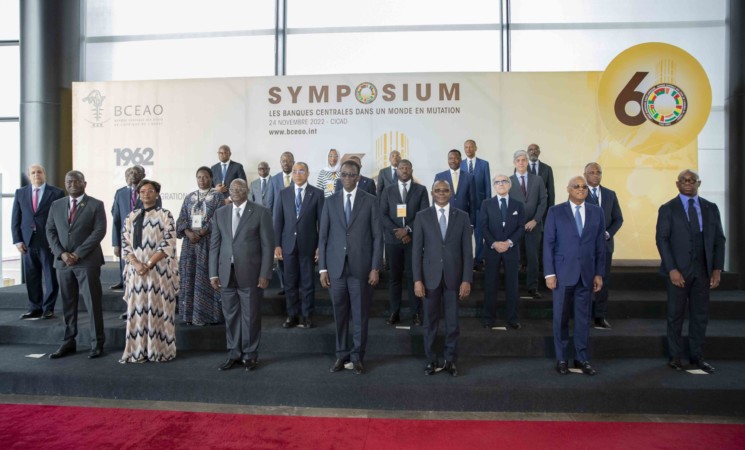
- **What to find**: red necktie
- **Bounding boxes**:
[69,198,78,224]
[32,188,39,213]
[520,175,527,198]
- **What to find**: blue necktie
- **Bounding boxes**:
[500,197,508,222]
[469,160,474,174]
[345,193,352,225]
[221,164,227,184]
[688,198,701,232]
[591,187,598,203]
[575,205,583,237]
[439,208,447,240]
[261,178,267,196]
[296,187,302,217]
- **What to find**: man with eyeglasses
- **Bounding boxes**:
[319,160,383,375]
[509,150,548,299]
[584,162,624,329]
[274,162,324,329]
[211,144,247,202]
[544,176,606,376]
[656,170,724,374]
[479,175,525,330]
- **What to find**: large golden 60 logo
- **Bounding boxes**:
[598,43,711,155]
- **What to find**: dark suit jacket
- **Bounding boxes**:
[12,184,65,247]
[587,185,623,253]
[509,172,548,225]
[535,160,555,211]
[111,185,161,246]
[655,195,725,278]
[434,169,476,225]
[479,196,525,261]
[209,201,274,287]
[46,195,107,269]
[376,166,398,196]
[379,182,430,245]
[211,160,247,188]
[249,177,274,209]
[318,189,383,280]
[334,175,377,197]
[461,158,491,209]
[543,202,606,287]
[412,206,473,290]
[273,184,324,257]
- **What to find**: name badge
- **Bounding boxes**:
[396,204,407,218]
[191,214,203,229]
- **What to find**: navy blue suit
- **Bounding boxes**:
[586,185,623,319]
[462,158,491,264]
[11,183,65,314]
[211,160,247,189]
[111,185,161,285]
[433,170,476,225]
[273,184,324,318]
[479,195,525,326]
[543,201,606,362]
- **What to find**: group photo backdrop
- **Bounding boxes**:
[72,43,710,263]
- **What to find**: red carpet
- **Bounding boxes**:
[1,403,743,449]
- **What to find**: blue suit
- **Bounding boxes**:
[543,201,606,362]
[111,185,161,285]
[11,183,65,314]
[462,158,491,264]
[433,170,476,225]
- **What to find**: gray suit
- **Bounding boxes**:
[46,195,107,349]
[249,177,274,209]
[376,166,398,196]
[318,189,383,363]
[412,206,473,364]
[509,172,548,291]
[209,201,274,361]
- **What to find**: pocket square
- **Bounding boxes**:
[512,211,518,215]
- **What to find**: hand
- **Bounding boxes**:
[320,272,330,288]
[546,275,557,290]
[368,270,379,286]
[224,198,233,205]
[257,277,269,289]
[185,230,201,244]
[593,275,603,293]
[210,278,221,290]
[274,246,283,260]
[458,282,471,300]
[525,219,537,232]
[414,281,425,298]
[113,246,121,258]
[605,231,611,241]
[314,248,319,263]
[668,269,685,288]
[137,262,149,277]
[215,183,226,193]
[710,269,721,289]
[393,227,408,240]
[400,235,412,245]
[61,252,77,266]
[16,243,27,254]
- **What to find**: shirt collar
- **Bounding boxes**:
[435,203,450,214]
[295,182,308,190]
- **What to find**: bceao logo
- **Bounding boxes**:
[598,42,711,155]
[82,90,108,127]
[355,82,378,104]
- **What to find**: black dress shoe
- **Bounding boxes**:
[412,314,422,326]
[425,362,438,376]
[49,341,76,359]
[473,263,484,272]
[245,359,258,371]
[691,359,715,374]
[42,310,55,319]
[386,313,400,325]
[556,360,569,375]
[277,290,285,296]
[441,361,458,377]
[330,358,349,373]
[218,358,242,371]
[594,318,611,329]
[299,317,313,328]
[574,360,596,376]
[120,312,127,320]
[110,283,124,291]
[353,361,364,375]
[507,322,522,330]
[88,347,104,359]
[282,316,299,328]
[528,289,542,299]
[668,358,684,371]
[20,311,42,320]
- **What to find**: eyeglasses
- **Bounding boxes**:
[678,178,699,184]
[570,184,589,190]
[340,172,359,178]
[292,170,307,175]
[433,188,451,194]
[139,189,157,194]
[494,180,510,185]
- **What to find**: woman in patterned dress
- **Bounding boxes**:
[120,179,179,363]
[315,148,340,197]
[176,166,225,325]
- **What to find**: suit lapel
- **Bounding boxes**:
[234,203,254,237]
[347,192,363,228]
[297,187,313,221]
[444,208,458,242]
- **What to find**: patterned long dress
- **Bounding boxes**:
[176,189,224,325]
[120,207,179,363]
